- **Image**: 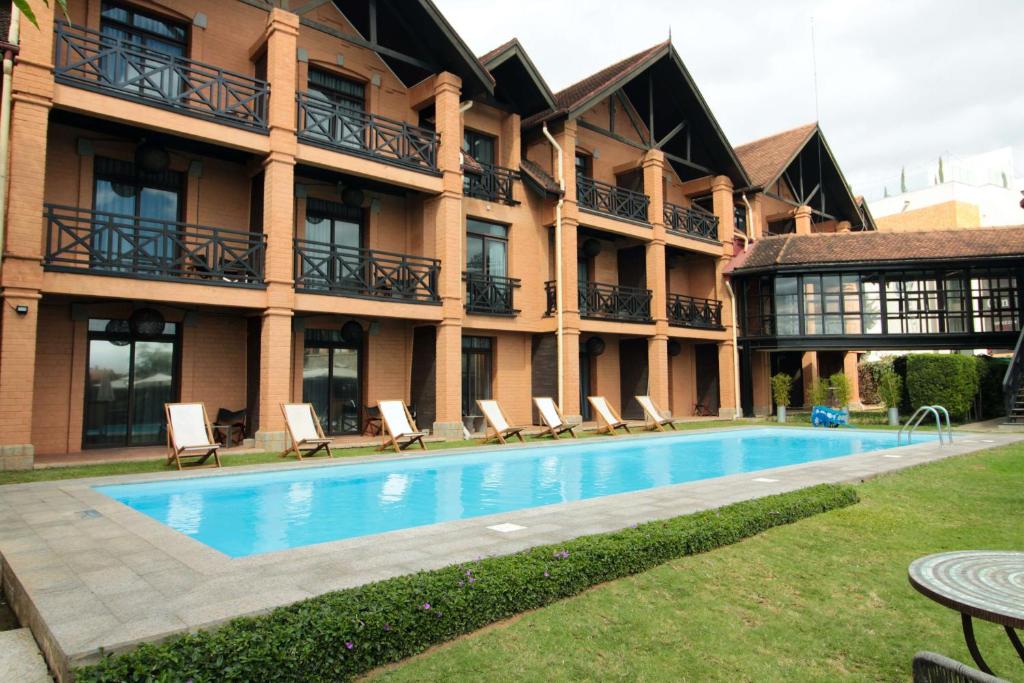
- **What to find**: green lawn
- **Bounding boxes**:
[367,443,1024,682]
[0,419,742,485]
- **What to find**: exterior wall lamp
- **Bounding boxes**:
[14,304,28,315]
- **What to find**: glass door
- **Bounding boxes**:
[84,319,178,448]
[303,199,363,292]
[302,330,362,435]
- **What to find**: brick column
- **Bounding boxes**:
[553,120,581,420]
[643,149,669,410]
[844,351,862,409]
[711,175,735,244]
[254,9,298,450]
[801,351,819,407]
[715,255,739,418]
[795,205,813,235]
[0,2,55,468]
[427,72,465,438]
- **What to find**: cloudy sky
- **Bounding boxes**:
[435,0,1024,198]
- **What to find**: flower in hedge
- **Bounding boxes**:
[543,570,549,578]
[468,576,476,584]
[383,623,391,632]
[423,602,431,610]
[630,523,638,529]
[345,641,354,650]
[553,549,570,560]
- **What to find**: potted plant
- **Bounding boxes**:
[878,368,903,426]
[771,373,792,423]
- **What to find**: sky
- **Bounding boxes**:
[434,0,1024,198]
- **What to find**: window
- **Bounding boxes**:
[302,198,363,290]
[461,336,493,420]
[306,68,366,148]
[462,129,495,165]
[466,218,508,278]
[774,276,799,336]
[100,3,187,98]
[575,152,592,179]
[303,329,362,435]
[308,68,365,111]
[734,205,747,235]
[971,272,1019,332]
[305,198,362,248]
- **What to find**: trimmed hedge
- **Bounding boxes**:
[975,355,1010,419]
[77,484,858,682]
[906,353,979,420]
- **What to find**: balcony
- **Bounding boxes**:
[464,272,521,316]
[546,281,652,323]
[577,176,650,224]
[463,161,519,205]
[44,204,266,287]
[294,240,440,303]
[53,23,268,131]
[296,93,439,173]
[667,294,724,329]
[664,202,719,241]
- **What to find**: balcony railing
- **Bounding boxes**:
[297,92,438,173]
[667,293,724,329]
[463,161,519,205]
[577,176,650,223]
[294,239,440,303]
[54,22,268,131]
[544,280,652,323]
[464,272,521,316]
[44,204,266,286]
[664,202,720,241]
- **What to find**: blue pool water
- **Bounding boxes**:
[96,428,925,557]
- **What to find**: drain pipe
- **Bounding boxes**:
[739,193,753,250]
[542,123,565,409]
[0,8,21,273]
[724,277,742,420]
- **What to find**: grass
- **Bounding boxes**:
[0,419,743,485]
[366,443,1024,682]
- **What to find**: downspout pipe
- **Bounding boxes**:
[0,9,21,274]
[739,193,753,251]
[542,123,565,410]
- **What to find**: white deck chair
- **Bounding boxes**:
[635,395,676,432]
[533,397,576,439]
[378,400,427,453]
[165,403,222,470]
[587,396,631,436]
[477,399,526,445]
[281,403,333,460]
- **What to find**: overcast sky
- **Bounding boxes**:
[435,0,1024,196]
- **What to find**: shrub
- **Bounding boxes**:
[858,359,893,405]
[877,368,903,411]
[906,353,980,421]
[77,485,859,683]
[771,372,793,408]
[809,379,831,407]
[975,355,1010,419]
[829,372,852,408]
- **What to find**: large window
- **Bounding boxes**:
[972,272,1019,332]
[466,218,508,278]
[306,68,366,148]
[462,129,495,165]
[100,3,187,98]
[302,198,364,290]
[303,329,361,435]
[461,336,493,421]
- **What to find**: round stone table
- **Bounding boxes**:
[908,551,1024,675]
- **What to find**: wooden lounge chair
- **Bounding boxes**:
[280,403,333,460]
[477,399,526,445]
[587,396,631,436]
[378,400,427,453]
[164,403,222,470]
[533,397,576,439]
[635,395,676,432]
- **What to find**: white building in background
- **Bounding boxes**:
[865,147,1024,231]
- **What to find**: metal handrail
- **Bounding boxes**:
[898,405,952,445]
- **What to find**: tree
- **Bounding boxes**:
[900,166,907,193]
[13,0,69,29]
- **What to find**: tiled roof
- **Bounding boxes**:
[478,38,518,66]
[733,227,1024,271]
[734,123,817,189]
[519,158,562,196]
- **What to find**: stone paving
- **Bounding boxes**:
[1,426,1020,681]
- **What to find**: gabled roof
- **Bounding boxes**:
[520,158,563,197]
[525,41,749,187]
[735,124,817,189]
[733,226,1024,272]
[478,38,555,118]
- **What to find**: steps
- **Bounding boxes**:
[0,629,51,682]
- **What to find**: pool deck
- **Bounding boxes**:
[1,426,1021,681]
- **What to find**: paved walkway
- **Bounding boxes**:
[2,426,1018,680]
[0,629,51,682]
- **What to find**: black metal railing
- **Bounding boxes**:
[576,176,650,223]
[667,293,724,329]
[54,22,268,130]
[463,161,518,205]
[294,239,440,303]
[464,272,521,315]
[562,280,653,322]
[1003,328,1024,421]
[664,202,720,241]
[44,204,266,286]
[297,92,438,172]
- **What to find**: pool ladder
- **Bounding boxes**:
[898,405,952,446]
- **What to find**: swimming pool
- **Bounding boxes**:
[96,428,926,557]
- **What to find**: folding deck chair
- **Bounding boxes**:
[635,395,676,431]
[165,403,222,470]
[587,396,632,436]
[477,399,526,445]
[378,400,428,453]
[280,403,333,460]
[533,397,576,439]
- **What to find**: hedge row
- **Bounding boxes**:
[906,354,980,420]
[78,484,859,682]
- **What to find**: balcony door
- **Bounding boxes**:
[303,199,363,291]
[83,319,179,448]
[92,157,183,275]
[306,68,366,149]
[100,3,188,100]
[303,329,362,435]
[466,218,509,312]
[462,336,493,429]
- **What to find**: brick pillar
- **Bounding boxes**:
[427,72,465,438]
[795,205,813,235]
[711,175,735,244]
[0,2,55,468]
[254,9,298,451]
[751,350,773,416]
[844,351,862,409]
[801,351,819,407]
[554,120,581,420]
[643,149,669,410]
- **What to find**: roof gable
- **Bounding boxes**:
[479,38,555,117]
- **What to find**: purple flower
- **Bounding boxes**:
[466,570,473,577]
[630,523,638,529]
[543,570,549,578]
[383,623,391,632]
[423,602,431,610]
[345,641,354,650]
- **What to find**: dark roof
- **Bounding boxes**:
[478,38,555,117]
[733,227,1024,271]
[734,123,817,189]
[520,158,562,196]
[478,38,517,65]
[552,41,667,114]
